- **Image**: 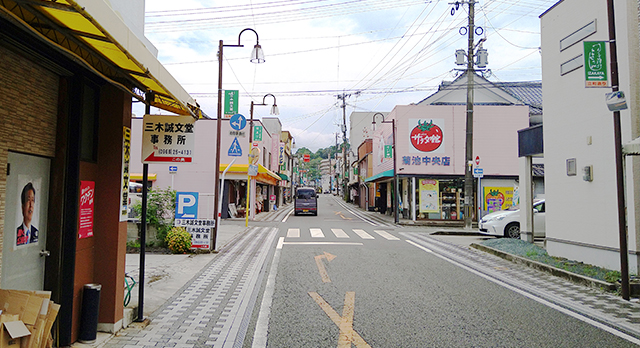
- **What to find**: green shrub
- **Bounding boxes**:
[166,227,192,254]
[132,187,177,247]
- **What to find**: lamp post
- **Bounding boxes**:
[372,113,398,224]
[247,93,278,220]
[214,28,264,250]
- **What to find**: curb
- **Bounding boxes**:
[432,230,485,236]
[470,243,617,292]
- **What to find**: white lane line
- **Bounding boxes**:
[331,228,350,238]
[283,242,364,246]
[252,236,284,348]
[374,230,400,240]
[310,228,325,238]
[406,239,433,253]
[282,208,293,223]
[405,237,640,346]
[287,228,300,238]
[352,229,375,240]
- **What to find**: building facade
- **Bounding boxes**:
[540,0,640,272]
[0,0,199,344]
[368,104,529,222]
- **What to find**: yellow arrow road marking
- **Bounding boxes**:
[334,210,352,220]
[308,292,371,348]
[314,252,336,283]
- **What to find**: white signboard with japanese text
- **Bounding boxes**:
[142,115,195,163]
[174,218,214,250]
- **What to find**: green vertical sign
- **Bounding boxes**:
[224,90,239,117]
[384,145,393,158]
[584,41,608,87]
[253,126,263,141]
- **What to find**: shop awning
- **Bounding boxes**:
[278,173,289,181]
[1,0,200,117]
[364,169,394,183]
[219,164,281,185]
[130,173,157,181]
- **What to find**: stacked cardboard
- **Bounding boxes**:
[0,290,59,348]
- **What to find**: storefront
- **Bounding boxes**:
[369,104,528,222]
[0,1,200,344]
[218,164,280,218]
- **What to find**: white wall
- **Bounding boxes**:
[107,0,158,56]
[541,0,640,272]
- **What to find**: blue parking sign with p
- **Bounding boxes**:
[176,192,199,219]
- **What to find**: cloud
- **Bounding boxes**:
[143,0,557,150]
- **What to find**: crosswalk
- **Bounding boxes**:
[286,228,400,241]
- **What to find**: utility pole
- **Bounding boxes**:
[337,93,350,201]
[452,1,486,229]
[464,0,475,229]
[606,0,630,300]
[334,132,339,195]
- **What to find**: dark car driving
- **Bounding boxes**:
[294,187,317,216]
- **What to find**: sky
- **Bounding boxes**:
[139,0,559,152]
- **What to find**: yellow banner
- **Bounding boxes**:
[483,187,514,213]
[419,179,439,213]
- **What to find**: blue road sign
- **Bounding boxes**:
[229,113,247,131]
[473,167,484,178]
[228,137,243,157]
[175,192,199,219]
[169,165,178,173]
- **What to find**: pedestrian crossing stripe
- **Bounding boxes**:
[285,228,399,241]
[374,230,400,240]
[310,228,324,238]
[352,229,374,240]
[331,229,349,238]
[286,228,300,238]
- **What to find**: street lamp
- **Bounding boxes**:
[213,28,264,250]
[372,113,398,224]
[247,93,278,220]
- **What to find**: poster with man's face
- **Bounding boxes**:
[15,176,42,247]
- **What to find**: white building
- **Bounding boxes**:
[540,0,640,272]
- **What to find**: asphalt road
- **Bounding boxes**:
[245,194,637,347]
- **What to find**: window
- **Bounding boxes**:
[297,189,316,199]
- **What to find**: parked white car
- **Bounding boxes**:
[479,199,546,239]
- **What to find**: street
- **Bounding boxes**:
[104,194,640,347]
[248,195,637,347]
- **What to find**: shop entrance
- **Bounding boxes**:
[1,152,50,290]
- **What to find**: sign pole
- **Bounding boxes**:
[137,92,153,322]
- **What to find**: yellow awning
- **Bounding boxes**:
[131,173,157,181]
[0,0,200,117]
[219,164,281,185]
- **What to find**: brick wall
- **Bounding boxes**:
[0,44,59,270]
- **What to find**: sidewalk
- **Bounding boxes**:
[72,221,253,348]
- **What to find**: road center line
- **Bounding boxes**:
[308,292,371,348]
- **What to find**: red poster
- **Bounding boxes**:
[79,181,95,239]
